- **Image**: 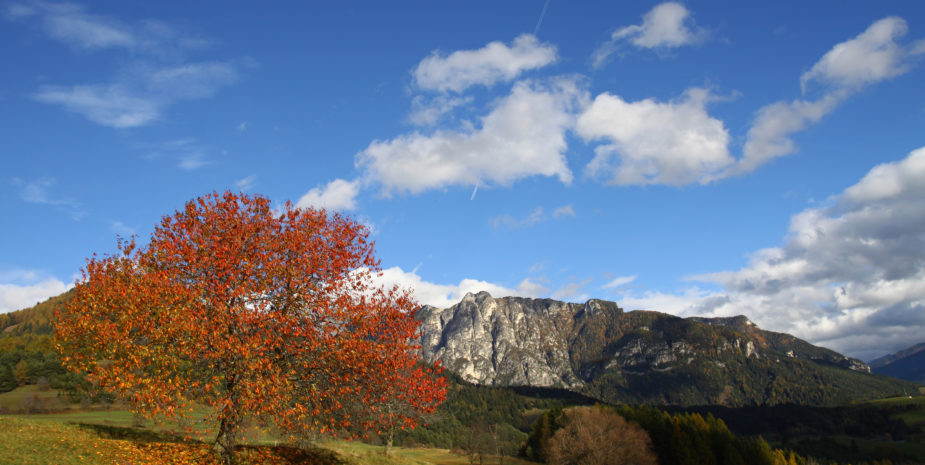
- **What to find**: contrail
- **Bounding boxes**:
[470,180,480,200]
[534,0,552,36]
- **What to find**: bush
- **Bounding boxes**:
[546,406,658,465]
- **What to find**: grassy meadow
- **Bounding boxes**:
[0,385,524,465]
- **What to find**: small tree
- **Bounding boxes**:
[359,358,446,456]
[55,192,446,464]
[13,359,29,386]
[546,406,657,465]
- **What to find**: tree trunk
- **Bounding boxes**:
[386,428,394,456]
[215,413,238,465]
[215,375,240,465]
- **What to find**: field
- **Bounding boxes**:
[870,395,925,430]
[0,409,525,465]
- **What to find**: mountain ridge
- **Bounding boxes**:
[417,292,914,407]
[869,342,925,384]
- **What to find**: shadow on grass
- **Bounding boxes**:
[73,423,352,465]
[237,444,348,465]
[73,422,195,443]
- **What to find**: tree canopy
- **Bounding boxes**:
[54,192,446,464]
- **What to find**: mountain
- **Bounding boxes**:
[869,342,925,384]
[417,292,917,407]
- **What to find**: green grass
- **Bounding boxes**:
[1,412,533,465]
[0,415,131,465]
[868,395,925,427]
[0,385,75,412]
[0,415,360,465]
[322,440,536,465]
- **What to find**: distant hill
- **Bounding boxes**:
[0,291,72,337]
[870,342,925,384]
[418,292,918,407]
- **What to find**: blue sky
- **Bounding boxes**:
[2,1,925,361]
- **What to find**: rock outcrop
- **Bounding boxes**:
[416,292,908,407]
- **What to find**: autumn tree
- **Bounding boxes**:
[54,192,447,465]
[546,406,657,465]
[355,354,445,456]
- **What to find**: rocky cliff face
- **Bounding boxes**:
[416,292,907,407]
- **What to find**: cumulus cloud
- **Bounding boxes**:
[663,146,925,360]
[734,17,922,177]
[297,179,360,212]
[358,79,584,195]
[593,2,706,67]
[413,34,557,93]
[577,88,732,186]
[408,94,472,126]
[0,270,71,314]
[370,266,545,308]
[617,287,718,315]
[801,17,914,93]
[8,2,245,128]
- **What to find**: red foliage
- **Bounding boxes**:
[54,192,446,462]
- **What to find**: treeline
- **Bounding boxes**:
[0,292,74,393]
[392,374,587,450]
[0,291,103,404]
[390,374,923,465]
[526,404,902,465]
[0,334,71,392]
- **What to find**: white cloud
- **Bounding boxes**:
[734,16,922,177]
[801,17,913,93]
[489,207,545,230]
[617,287,718,315]
[358,79,583,195]
[235,174,257,191]
[550,278,593,302]
[144,61,239,100]
[413,34,557,93]
[594,2,705,67]
[36,2,135,50]
[516,278,549,297]
[577,88,732,186]
[297,179,360,212]
[9,2,245,128]
[371,266,544,308]
[0,270,71,314]
[11,177,84,219]
[602,275,636,289]
[736,91,846,175]
[490,204,576,230]
[7,1,206,54]
[673,146,925,360]
[552,205,576,219]
[408,94,472,126]
[34,84,160,128]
